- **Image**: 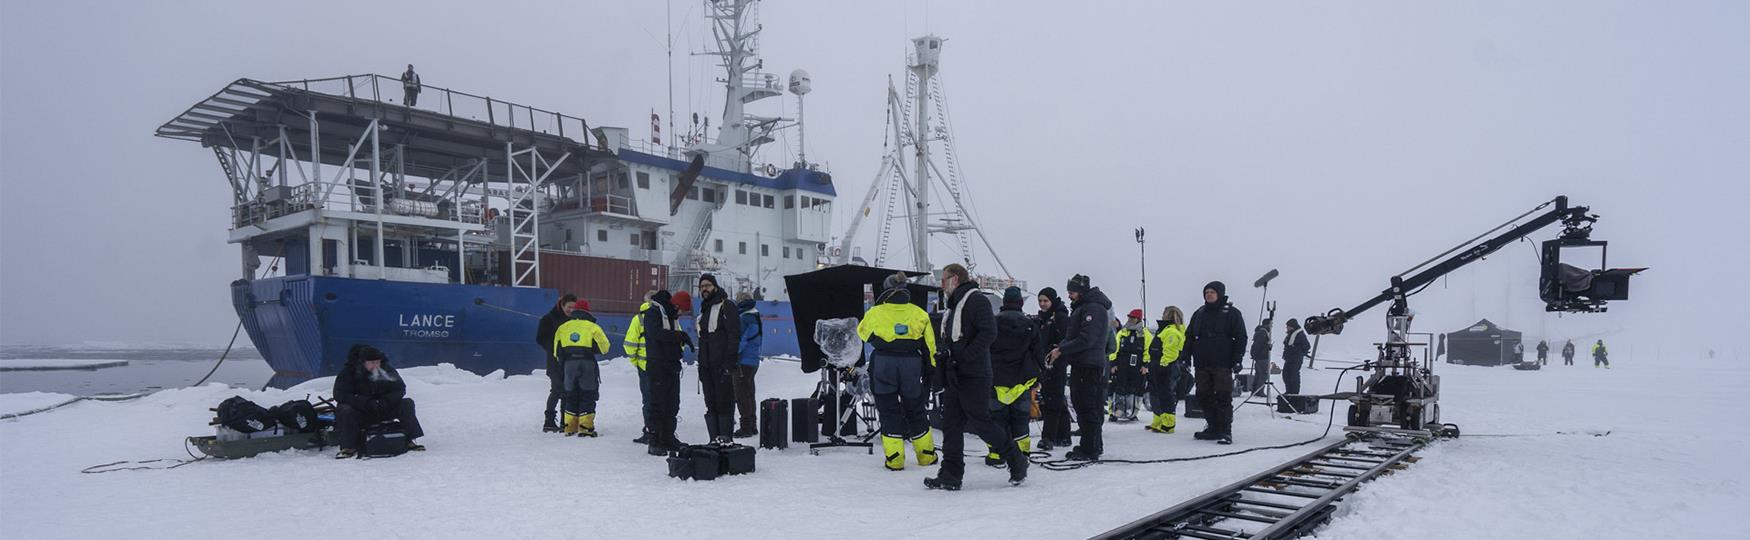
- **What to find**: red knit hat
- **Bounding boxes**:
[1128,309,1144,320]
[572,299,591,312]
[671,290,693,312]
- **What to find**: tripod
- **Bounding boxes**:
[808,366,875,455]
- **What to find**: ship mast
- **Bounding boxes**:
[693,0,781,173]
[909,35,938,273]
[838,35,1016,284]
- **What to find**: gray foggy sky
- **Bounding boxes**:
[3,1,1747,359]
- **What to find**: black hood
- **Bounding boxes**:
[343,344,390,372]
[877,287,913,305]
[1074,287,1113,312]
[1204,281,1228,305]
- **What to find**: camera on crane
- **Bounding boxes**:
[1538,209,1645,313]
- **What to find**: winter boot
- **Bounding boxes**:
[733,423,758,439]
[632,427,651,445]
[1161,413,1176,434]
[912,431,938,467]
[1037,438,1055,451]
[985,446,1006,469]
[715,414,737,445]
[578,413,598,437]
[563,413,580,436]
[703,414,721,443]
[1217,432,1233,445]
[882,435,906,471]
[543,414,561,433]
[1006,447,1029,486]
[1064,446,1099,461]
[924,463,963,491]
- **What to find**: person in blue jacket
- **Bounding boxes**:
[733,292,764,438]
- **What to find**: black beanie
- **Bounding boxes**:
[1002,286,1024,308]
[1039,286,1059,300]
[699,274,719,288]
[1068,274,1091,294]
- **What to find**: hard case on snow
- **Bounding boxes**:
[759,398,788,449]
[790,397,819,444]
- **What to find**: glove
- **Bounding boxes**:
[679,332,695,352]
[925,361,943,392]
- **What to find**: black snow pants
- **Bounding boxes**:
[871,352,929,440]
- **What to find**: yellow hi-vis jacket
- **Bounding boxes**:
[553,318,611,358]
[857,302,938,365]
[1115,326,1152,362]
[1152,324,1186,366]
[623,302,651,370]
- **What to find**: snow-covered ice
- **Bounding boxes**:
[1,357,1743,539]
[0,359,129,371]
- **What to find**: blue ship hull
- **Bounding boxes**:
[233,276,799,388]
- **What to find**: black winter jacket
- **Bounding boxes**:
[695,291,741,369]
[333,357,407,415]
[1037,301,1070,350]
[939,282,997,379]
[642,300,685,371]
[1187,299,1247,370]
[536,306,567,358]
[1283,328,1311,362]
[1058,287,1114,369]
[992,306,1043,388]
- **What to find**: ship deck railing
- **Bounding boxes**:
[231,180,488,229]
[271,74,591,144]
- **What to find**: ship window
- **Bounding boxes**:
[784,195,794,209]
[761,244,770,256]
[714,239,723,253]
[702,187,715,203]
[783,246,791,258]
[644,232,657,249]
[687,186,699,200]
[616,173,629,189]
[598,229,608,242]
[763,194,775,208]
[739,241,747,255]
[630,233,640,246]
[636,171,650,189]
[736,190,748,205]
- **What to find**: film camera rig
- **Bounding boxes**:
[1302,196,1645,437]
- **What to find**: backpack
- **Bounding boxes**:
[214,396,276,434]
[267,399,323,434]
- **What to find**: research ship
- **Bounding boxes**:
[156,0,832,387]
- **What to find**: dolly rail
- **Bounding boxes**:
[1093,432,1427,539]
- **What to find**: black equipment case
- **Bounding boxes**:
[759,398,788,449]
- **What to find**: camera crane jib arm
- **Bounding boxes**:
[1305,195,1613,336]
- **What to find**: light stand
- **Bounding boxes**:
[809,365,875,455]
[1136,228,1148,320]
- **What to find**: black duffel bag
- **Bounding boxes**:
[267,399,324,433]
[363,421,410,457]
[214,396,276,433]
